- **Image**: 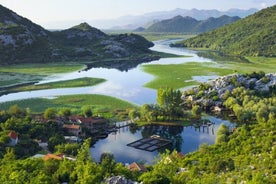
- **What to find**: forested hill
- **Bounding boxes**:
[0,5,156,65]
[144,15,240,33]
[173,5,276,57]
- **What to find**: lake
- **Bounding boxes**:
[91,116,234,164]
[0,39,213,105]
[0,39,235,163]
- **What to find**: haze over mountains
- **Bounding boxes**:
[45,8,258,30]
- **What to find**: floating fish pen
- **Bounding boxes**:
[127,135,172,152]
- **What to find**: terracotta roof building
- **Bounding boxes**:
[128,162,147,172]
[8,131,18,146]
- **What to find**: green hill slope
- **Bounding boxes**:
[174,5,276,57]
[0,5,156,66]
[144,15,240,33]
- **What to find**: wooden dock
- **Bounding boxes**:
[127,135,172,152]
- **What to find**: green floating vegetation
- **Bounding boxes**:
[142,57,276,89]
[0,63,85,88]
[0,94,137,114]
[0,63,85,75]
[10,77,106,93]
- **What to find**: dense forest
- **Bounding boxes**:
[173,5,276,57]
[0,71,275,183]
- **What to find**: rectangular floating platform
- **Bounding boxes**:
[127,135,172,152]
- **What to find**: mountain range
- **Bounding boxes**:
[0,4,156,67]
[173,5,276,57]
[141,15,240,33]
[89,8,257,30]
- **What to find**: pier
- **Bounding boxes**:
[127,135,172,152]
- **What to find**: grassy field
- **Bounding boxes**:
[142,57,276,89]
[0,94,137,117]
[9,77,106,93]
[0,63,85,88]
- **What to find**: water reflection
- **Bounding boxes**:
[90,116,234,164]
[0,39,215,104]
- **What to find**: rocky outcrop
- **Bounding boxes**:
[105,176,140,184]
[182,73,276,109]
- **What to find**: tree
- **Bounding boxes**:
[8,105,25,117]
[48,134,66,152]
[71,138,103,183]
[191,105,201,118]
[82,106,92,117]
[55,143,80,156]
[157,87,183,120]
[215,123,229,144]
[100,152,116,177]
[44,108,57,120]
[128,109,139,121]
[59,108,71,118]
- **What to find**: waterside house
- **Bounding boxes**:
[63,124,82,136]
[69,116,108,131]
[128,162,147,172]
[8,131,18,146]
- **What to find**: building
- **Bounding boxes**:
[128,162,147,172]
[63,124,82,136]
[8,131,18,146]
[69,115,108,131]
[42,153,63,161]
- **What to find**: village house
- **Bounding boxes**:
[69,115,108,131]
[63,124,82,136]
[8,131,18,146]
[42,153,64,161]
[128,162,147,172]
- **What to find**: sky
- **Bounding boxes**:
[0,0,275,29]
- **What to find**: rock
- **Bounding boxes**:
[105,176,140,184]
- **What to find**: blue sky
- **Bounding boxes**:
[0,0,275,28]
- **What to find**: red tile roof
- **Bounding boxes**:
[8,131,18,140]
[129,162,147,172]
[63,124,80,130]
[43,153,63,161]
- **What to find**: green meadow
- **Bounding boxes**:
[0,94,137,115]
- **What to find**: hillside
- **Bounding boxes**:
[173,5,276,57]
[143,15,240,33]
[0,5,156,66]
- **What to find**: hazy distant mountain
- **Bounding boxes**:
[174,5,276,57]
[143,15,240,33]
[88,8,258,30]
[0,4,156,66]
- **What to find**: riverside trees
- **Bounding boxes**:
[139,88,183,122]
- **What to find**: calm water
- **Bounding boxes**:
[0,39,213,105]
[91,116,234,164]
